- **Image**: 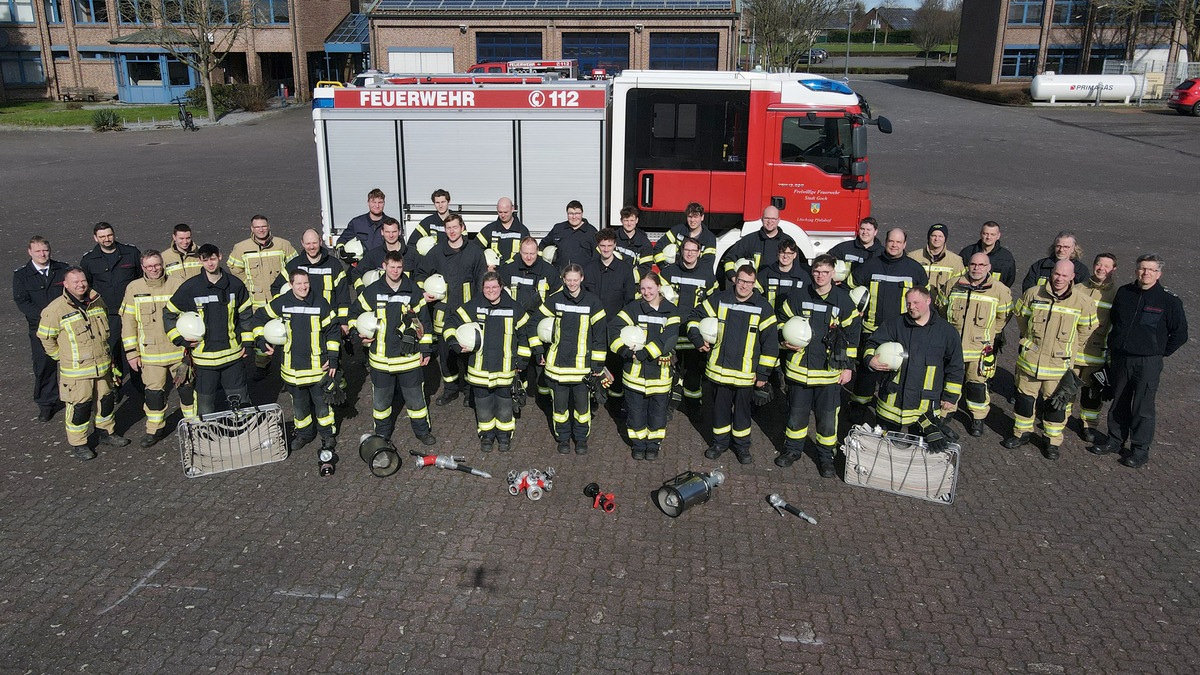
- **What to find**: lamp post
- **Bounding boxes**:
[871,19,880,53]
[844,8,854,81]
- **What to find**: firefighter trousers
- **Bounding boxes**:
[472,384,514,442]
[288,383,336,441]
[140,360,195,434]
[711,382,754,453]
[962,360,992,421]
[550,379,590,442]
[436,335,465,391]
[371,368,431,441]
[1075,364,1104,429]
[625,388,668,453]
[678,348,705,401]
[29,329,59,410]
[194,362,249,417]
[1106,354,1162,457]
[783,382,840,461]
[1013,372,1068,446]
[61,375,115,447]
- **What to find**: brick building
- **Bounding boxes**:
[0,0,347,103]
[957,0,1185,84]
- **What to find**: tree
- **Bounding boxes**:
[743,0,853,70]
[115,0,256,122]
[912,0,956,65]
[1165,0,1200,63]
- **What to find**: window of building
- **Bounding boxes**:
[0,51,45,83]
[475,33,542,62]
[43,0,61,22]
[1045,47,1081,73]
[162,0,183,23]
[1007,0,1043,24]
[253,0,287,24]
[73,0,107,23]
[649,33,719,70]
[562,32,629,74]
[210,0,242,24]
[119,0,152,23]
[1000,47,1039,77]
[0,0,36,23]
[1051,0,1087,24]
[125,53,163,86]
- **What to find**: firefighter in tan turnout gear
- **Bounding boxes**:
[228,214,297,377]
[38,267,130,460]
[1073,253,1118,443]
[938,252,1012,437]
[120,250,190,448]
[1002,259,1098,459]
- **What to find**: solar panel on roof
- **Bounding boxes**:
[371,0,730,9]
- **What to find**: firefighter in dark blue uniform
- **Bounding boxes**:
[610,272,680,460]
[615,206,655,277]
[718,206,801,283]
[659,237,718,406]
[539,200,598,272]
[80,222,142,388]
[335,188,390,260]
[14,236,69,421]
[476,197,530,267]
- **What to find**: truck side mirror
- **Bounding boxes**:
[876,116,893,134]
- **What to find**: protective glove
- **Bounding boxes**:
[993,332,1007,355]
[978,344,998,379]
[1093,367,1115,401]
[1046,370,1083,411]
[510,378,528,418]
[753,383,773,407]
[342,334,355,356]
[917,411,950,452]
[321,372,346,406]
[587,373,608,407]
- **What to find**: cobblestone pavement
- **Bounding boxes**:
[1,80,1197,672]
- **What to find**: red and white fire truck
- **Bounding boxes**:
[312,70,891,260]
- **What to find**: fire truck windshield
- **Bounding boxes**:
[779,116,853,174]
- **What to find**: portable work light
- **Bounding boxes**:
[653,469,726,517]
[358,434,401,477]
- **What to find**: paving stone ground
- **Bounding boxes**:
[1,78,1197,672]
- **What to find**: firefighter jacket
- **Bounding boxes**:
[355,243,415,285]
[656,224,716,267]
[535,287,607,384]
[1014,282,1098,380]
[609,298,680,395]
[38,289,112,379]
[1078,277,1117,367]
[850,253,929,334]
[864,312,964,411]
[447,294,533,389]
[475,216,530,266]
[80,242,142,314]
[660,261,718,351]
[719,229,799,280]
[829,237,882,278]
[958,241,1017,288]
[779,284,862,386]
[14,259,68,330]
[756,261,812,313]
[164,271,254,368]
[228,235,297,308]
[687,288,780,387]
[337,211,391,252]
[354,276,433,374]
[582,255,639,324]
[614,227,654,276]
[1106,281,1188,359]
[498,257,561,312]
[162,243,202,281]
[1020,256,1089,293]
[253,291,340,386]
[939,275,1013,361]
[415,239,486,329]
[120,274,185,366]
[410,212,447,244]
[276,250,352,324]
[540,220,598,271]
[908,248,964,304]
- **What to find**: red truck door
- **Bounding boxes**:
[764,110,862,238]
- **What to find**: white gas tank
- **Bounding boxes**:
[1030,73,1144,104]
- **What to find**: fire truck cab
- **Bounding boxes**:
[312,70,889,261]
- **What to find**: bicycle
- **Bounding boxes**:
[173,97,197,131]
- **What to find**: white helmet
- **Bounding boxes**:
[659,242,678,263]
[875,341,908,370]
[279,282,292,297]
[781,316,812,348]
[423,273,448,301]
[483,248,501,267]
[416,235,438,256]
[537,317,556,344]
[734,257,753,272]
[620,325,648,352]
[848,285,870,312]
[360,268,383,287]
[342,238,365,261]
[263,318,288,346]
[176,311,205,341]
[659,282,678,305]
[355,311,379,339]
[833,260,851,282]
[698,317,720,345]
[455,321,482,352]
[541,245,558,265]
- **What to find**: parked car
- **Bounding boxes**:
[786,49,827,69]
[1167,78,1200,116]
